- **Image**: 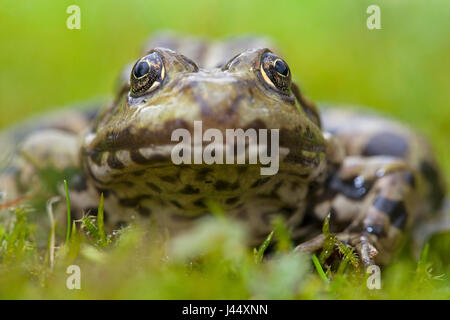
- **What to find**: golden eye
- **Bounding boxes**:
[260,52,291,93]
[130,51,165,97]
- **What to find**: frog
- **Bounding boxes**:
[0,32,447,266]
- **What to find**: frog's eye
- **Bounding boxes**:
[130,52,165,97]
[260,52,291,93]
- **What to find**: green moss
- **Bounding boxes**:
[0,199,448,299]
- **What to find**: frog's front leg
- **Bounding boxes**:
[1,126,100,224]
[296,156,419,266]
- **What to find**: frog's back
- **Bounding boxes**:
[321,107,446,214]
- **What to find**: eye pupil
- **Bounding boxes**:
[134,61,150,78]
[274,60,288,76]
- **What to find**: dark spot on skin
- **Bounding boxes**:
[119,195,149,208]
[226,197,240,205]
[215,180,231,191]
[181,185,200,195]
[146,154,169,164]
[281,126,324,164]
[301,208,324,229]
[284,152,320,167]
[161,175,177,183]
[363,132,409,158]
[372,196,407,230]
[365,224,386,238]
[237,166,248,174]
[403,172,416,188]
[193,198,206,208]
[236,208,248,220]
[256,193,277,199]
[96,188,111,198]
[146,182,162,193]
[279,206,296,217]
[196,167,213,181]
[271,181,283,194]
[251,177,270,188]
[89,152,103,166]
[420,161,445,211]
[138,206,151,217]
[107,152,125,169]
[111,172,125,179]
[170,200,183,209]
[231,181,240,189]
[171,213,206,221]
[92,119,190,152]
[234,202,245,210]
[69,173,88,192]
[119,181,134,187]
[329,175,372,200]
[130,149,148,164]
[278,170,310,180]
[133,170,146,176]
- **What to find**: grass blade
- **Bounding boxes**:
[98,193,106,246]
[312,253,329,284]
[64,179,71,244]
[254,231,274,264]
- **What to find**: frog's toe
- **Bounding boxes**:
[341,233,378,267]
[295,232,379,267]
[294,234,326,253]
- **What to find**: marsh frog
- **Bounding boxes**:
[0,33,447,266]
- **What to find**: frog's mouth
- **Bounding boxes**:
[81,112,327,217]
[82,137,318,217]
[82,118,326,189]
[82,135,290,187]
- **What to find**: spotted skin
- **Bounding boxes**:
[0,34,447,266]
[299,109,447,264]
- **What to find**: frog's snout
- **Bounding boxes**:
[172,74,261,130]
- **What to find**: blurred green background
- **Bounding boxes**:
[0,0,449,184]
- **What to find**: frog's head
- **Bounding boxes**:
[81,48,326,213]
